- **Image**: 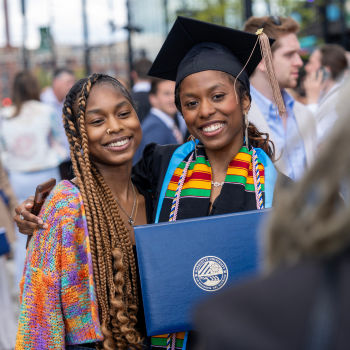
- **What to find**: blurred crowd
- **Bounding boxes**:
[1,13,350,350]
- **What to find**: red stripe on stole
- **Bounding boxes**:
[169,174,180,184]
[228,159,250,169]
[170,171,211,185]
[248,169,265,177]
[184,171,211,182]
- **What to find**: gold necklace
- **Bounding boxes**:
[132,190,139,225]
[114,182,136,226]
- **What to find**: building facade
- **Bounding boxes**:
[0,41,129,104]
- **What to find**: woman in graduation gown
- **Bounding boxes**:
[132,16,290,225]
[14,17,291,350]
[130,17,292,349]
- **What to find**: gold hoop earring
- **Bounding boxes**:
[107,129,111,135]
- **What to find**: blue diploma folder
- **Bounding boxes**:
[0,227,10,256]
[134,209,271,336]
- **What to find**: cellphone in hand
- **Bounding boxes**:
[32,178,56,215]
[316,66,331,83]
[26,178,56,249]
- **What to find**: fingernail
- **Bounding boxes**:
[43,224,49,229]
[38,220,43,225]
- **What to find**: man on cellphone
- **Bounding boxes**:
[304,44,348,145]
[244,16,316,181]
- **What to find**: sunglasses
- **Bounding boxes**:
[260,15,282,28]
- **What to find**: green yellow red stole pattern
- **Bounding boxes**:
[152,332,187,349]
[165,146,265,199]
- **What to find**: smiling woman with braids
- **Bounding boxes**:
[15,18,294,350]
[16,74,151,350]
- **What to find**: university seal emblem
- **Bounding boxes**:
[193,256,228,291]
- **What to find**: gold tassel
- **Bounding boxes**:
[256,29,286,116]
[234,28,286,117]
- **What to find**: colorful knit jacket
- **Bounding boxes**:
[16,180,103,349]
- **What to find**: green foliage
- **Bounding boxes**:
[32,67,52,89]
[176,0,243,28]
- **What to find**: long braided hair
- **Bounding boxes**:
[62,73,142,350]
[174,71,276,160]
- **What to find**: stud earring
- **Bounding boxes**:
[107,129,111,135]
[244,111,249,150]
[120,124,125,130]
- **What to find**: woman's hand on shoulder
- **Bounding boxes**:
[14,196,48,235]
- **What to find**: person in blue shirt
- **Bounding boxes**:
[244,16,317,181]
[133,78,185,164]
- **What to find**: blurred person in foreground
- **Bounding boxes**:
[0,70,65,290]
[244,16,317,181]
[194,76,350,350]
[304,44,348,145]
[0,159,18,350]
[133,78,184,164]
[40,68,75,179]
[130,58,153,123]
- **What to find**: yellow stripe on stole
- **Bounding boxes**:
[172,163,211,178]
[234,152,252,162]
[226,167,249,177]
[246,177,265,185]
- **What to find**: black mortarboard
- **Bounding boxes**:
[148,16,274,93]
[148,17,286,116]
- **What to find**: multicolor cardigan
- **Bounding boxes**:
[16,180,103,349]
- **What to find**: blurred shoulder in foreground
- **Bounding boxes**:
[194,249,350,350]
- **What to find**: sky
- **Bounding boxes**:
[0,0,128,49]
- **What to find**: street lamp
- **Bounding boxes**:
[124,0,142,86]
[21,0,28,69]
[82,0,90,75]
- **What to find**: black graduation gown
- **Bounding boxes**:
[132,142,292,224]
[131,142,292,349]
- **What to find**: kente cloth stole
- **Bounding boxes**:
[151,332,186,349]
[165,146,265,199]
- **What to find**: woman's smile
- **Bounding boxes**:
[198,121,226,137]
[102,135,133,152]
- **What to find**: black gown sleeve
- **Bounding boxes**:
[132,142,181,222]
[132,142,158,192]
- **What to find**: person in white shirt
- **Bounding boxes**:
[0,71,65,290]
[243,16,317,181]
[304,44,348,145]
[40,68,75,179]
[133,78,185,164]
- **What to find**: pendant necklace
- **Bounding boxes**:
[114,182,137,226]
[211,181,225,187]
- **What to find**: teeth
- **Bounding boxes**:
[202,123,224,133]
[107,138,130,147]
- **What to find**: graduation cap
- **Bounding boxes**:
[148,17,285,116]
